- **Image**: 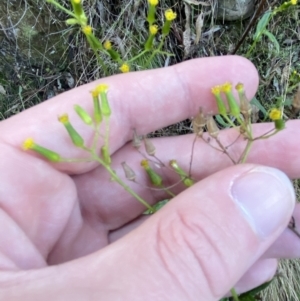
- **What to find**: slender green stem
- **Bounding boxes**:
[239,139,253,163]
[94,52,109,77]
[253,129,279,140]
[162,187,176,198]
[215,137,236,165]
[127,50,150,63]
[104,116,110,151]
[230,288,240,301]
[155,50,174,56]
[62,157,93,162]
[46,0,77,18]
[92,154,154,211]
[91,123,101,150]
[223,115,236,128]
[145,39,165,68]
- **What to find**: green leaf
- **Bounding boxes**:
[254,11,272,40]
[263,30,280,53]
[215,114,231,128]
[250,97,267,117]
[239,279,274,299]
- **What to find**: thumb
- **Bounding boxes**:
[3,165,294,301]
[93,164,295,301]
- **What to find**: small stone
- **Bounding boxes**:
[215,0,254,21]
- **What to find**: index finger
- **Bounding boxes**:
[0,56,258,174]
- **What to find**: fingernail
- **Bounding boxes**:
[231,167,295,239]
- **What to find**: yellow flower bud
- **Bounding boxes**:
[103,40,112,50]
[221,82,232,93]
[141,159,150,168]
[22,138,35,150]
[82,25,92,35]
[119,63,130,73]
[96,84,109,93]
[91,88,99,98]
[211,85,221,95]
[269,108,282,120]
[148,0,159,6]
[58,114,69,124]
[165,9,177,21]
[149,25,158,35]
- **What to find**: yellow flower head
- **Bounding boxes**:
[148,0,159,6]
[141,159,150,168]
[96,83,109,93]
[58,114,69,124]
[235,83,244,92]
[82,25,92,35]
[150,24,158,35]
[119,63,130,73]
[269,108,282,120]
[221,82,232,93]
[104,40,112,50]
[165,9,177,21]
[211,85,221,95]
[22,138,35,150]
[291,0,297,5]
[73,0,81,3]
[91,88,99,97]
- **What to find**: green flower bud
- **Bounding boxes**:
[66,18,79,25]
[58,114,84,147]
[145,35,155,50]
[85,33,103,51]
[74,105,93,125]
[169,160,194,187]
[100,91,111,117]
[141,159,162,186]
[275,119,285,130]
[221,82,240,118]
[162,20,171,37]
[22,138,61,162]
[71,0,87,23]
[211,86,227,116]
[91,88,103,124]
[147,3,157,25]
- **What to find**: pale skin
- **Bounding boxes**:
[0,56,299,300]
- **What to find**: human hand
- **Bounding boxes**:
[0,56,299,300]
